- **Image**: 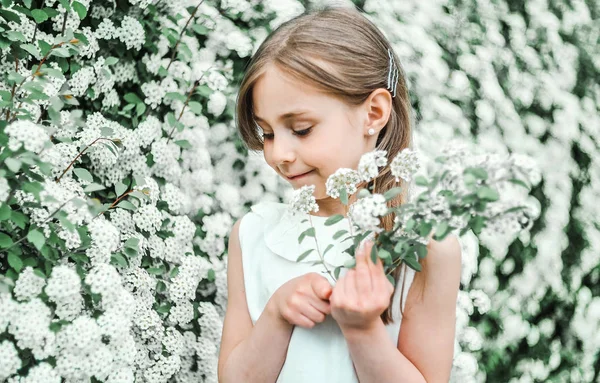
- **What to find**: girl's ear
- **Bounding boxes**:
[363,88,393,136]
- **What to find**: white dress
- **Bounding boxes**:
[238,201,417,382]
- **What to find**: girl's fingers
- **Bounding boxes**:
[355,241,373,297]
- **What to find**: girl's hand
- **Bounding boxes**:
[268,272,333,329]
[330,240,394,333]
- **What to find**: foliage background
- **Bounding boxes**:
[0,0,598,382]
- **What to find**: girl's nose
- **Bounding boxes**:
[271,134,296,164]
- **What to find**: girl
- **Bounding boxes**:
[218,6,462,383]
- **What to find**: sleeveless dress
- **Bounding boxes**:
[238,201,417,383]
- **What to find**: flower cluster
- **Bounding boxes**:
[290,185,319,215]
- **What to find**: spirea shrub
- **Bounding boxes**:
[0,0,299,381]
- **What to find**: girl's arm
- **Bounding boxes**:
[341,235,462,383]
[218,218,294,383]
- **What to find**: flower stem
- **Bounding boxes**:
[308,215,337,282]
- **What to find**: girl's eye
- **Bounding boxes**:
[261,127,313,140]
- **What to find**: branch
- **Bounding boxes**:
[55,137,116,183]
[166,0,204,71]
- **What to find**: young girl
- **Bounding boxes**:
[218,6,462,383]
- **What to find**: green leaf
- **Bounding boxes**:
[124,237,140,249]
[38,40,52,56]
[165,92,187,102]
[5,158,21,172]
[334,266,342,279]
[111,252,128,267]
[136,102,146,117]
[31,9,48,23]
[383,187,403,201]
[418,222,433,237]
[124,92,142,104]
[404,254,422,272]
[415,244,428,259]
[104,57,118,66]
[58,0,71,11]
[43,7,60,17]
[0,203,11,220]
[174,140,192,149]
[8,252,22,272]
[344,257,356,269]
[323,244,334,256]
[27,229,45,251]
[370,244,378,264]
[509,178,529,189]
[378,248,391,261]
[114,181,127,197]
[187,101,203,115]
[73,167,93,183]
[324,214,344,226]
[100,126,114,136]
[415,175,429,187]
[0,10,21,24]
[434,221,450,240]
[298,227,315,244]
[83,183,106,192]
[296,248,314,262]
[50,47,71,58]
[339,188,348,205]
[0,232,13,248]
[71,1,87,19]
[20,43,39,57]
[477,186,499,202]
[117,200,137,211]
[192,23,209,35]
[333,230,348,240]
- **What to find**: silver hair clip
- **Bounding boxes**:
[387,48,399,98]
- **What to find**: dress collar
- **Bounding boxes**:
[251,202,354,268]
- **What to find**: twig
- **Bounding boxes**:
[55,137,115,182]
[0,196,76,254]
[93,189,134,220]
[308,215,337,282]
[166,80,199,143]
[166,0,204,71]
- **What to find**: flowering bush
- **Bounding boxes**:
[0,0,298,381]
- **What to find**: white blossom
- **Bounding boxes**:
[289,185,319,215]
[325,168,361,199]
[390,148,420,182]
[348,194,387,234]
[357,149,388,182]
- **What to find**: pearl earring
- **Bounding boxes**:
[368,128,375,136]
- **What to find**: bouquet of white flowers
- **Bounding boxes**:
[289,144,541,287]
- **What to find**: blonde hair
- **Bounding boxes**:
[235,6,426,325]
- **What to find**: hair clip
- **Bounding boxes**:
[387,48,399,98]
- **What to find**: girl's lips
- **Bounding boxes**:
[288,170,313,180]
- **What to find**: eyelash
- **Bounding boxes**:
[262,127,313,140]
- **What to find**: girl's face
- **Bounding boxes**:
[252,63,371,200]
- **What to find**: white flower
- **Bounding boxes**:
[207,91,227,116]
[116,16,145,50]
[325,168,361,199]
[348,194,387,234]
[95,18,116,39]
[141,80,166,109]
[0,177,9,202]
[390,148,420,182]
[289,185,319,215]
[14,267,46,301]
[0,340,21,380]
[357,149,388,182]
[5,120,49,154]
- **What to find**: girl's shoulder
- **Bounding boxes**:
[247,201,289,222]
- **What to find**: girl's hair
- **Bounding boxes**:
[236,5,427,325]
